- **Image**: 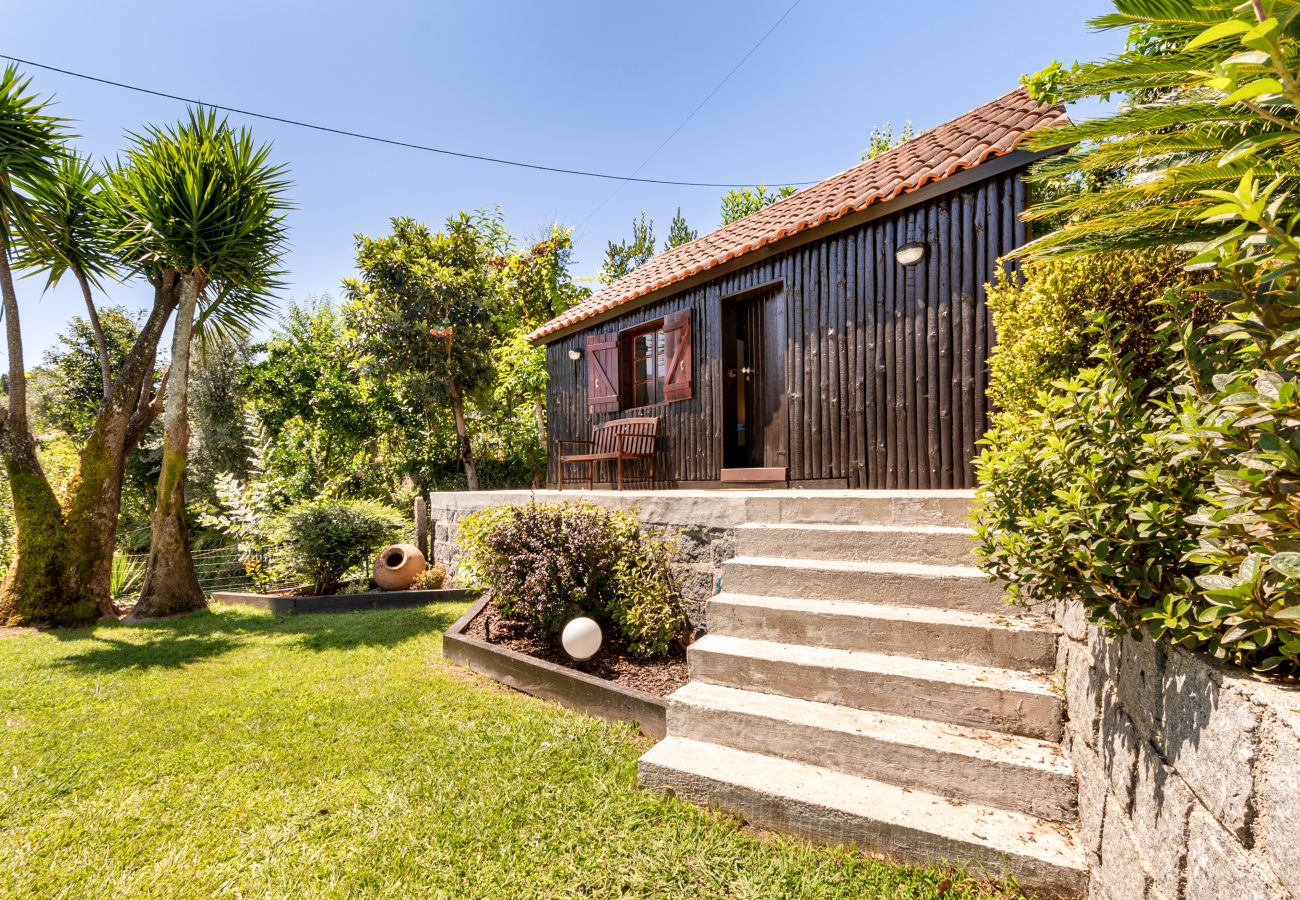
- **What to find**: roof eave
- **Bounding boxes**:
[532,144,1060,346]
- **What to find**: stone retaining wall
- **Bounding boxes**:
[426,490,736,631]
[1055,599,1300,899]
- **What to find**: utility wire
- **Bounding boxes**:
[576,0,804,238]
[0,53,818,190]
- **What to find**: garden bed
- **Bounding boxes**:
[443,596,679,738]
[212,586,477,615]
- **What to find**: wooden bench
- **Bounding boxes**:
[557,417,659,490]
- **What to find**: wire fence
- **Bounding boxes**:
[112,546,298,605]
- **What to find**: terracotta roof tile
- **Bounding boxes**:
[529,87,1067,342]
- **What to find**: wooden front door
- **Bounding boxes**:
[721,290,786,474]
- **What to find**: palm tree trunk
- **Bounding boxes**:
[75,270,112,400]
[129,274,204,620]
[0,240,88,625]
[449,381,480,490]
[61,274,178,618]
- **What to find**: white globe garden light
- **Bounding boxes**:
[561,617,603,661]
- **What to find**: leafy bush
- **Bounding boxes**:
[458,501,686,658]
[1174,176,1300,671]
[976,318,1212,636]
[272,499,405,595]
[985,248,1202,430]
[985,0,1300,674]
[410,564,447,591]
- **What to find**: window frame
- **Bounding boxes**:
[620,319,667,410]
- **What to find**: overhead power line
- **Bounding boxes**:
[577,0,804,235]
[0,53,818,190]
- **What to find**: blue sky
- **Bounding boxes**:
[8,0,1123,358]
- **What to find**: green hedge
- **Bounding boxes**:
[985,248,1200,430]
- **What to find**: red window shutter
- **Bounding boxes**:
[586,333,620,413]
[662,309,693,403]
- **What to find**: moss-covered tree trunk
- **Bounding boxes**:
[0,240,91,625]
[129,274,204,620]
[62,274,178,617]
[449,381,480,491]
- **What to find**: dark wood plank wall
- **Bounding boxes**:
[545,167,1027,489]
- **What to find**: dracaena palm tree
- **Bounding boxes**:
[114,109,289,620]
[17,153,119,398]
[0,65,94,624]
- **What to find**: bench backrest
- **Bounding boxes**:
[593,416,659,456]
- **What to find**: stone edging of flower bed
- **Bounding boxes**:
[442,595,668,739]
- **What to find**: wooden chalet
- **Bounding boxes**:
[529,89,1068,489]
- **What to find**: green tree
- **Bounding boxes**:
[497,226,588,450]
[663,207,697,250]
[861,121,916,161]
[0,65,94,624]
[30,307,142,441]
[719,184,797,226]
[245,299,386,499]
[1017,4,1300,259]
[190,334,256,493]
[18,153,118,398]
[344,213,507,491]
[599,211,656,282]
[116,110,290,620]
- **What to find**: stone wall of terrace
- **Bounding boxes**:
[1055,599,1300,899]
[425,490,740,631]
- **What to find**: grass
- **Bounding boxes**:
[0,602,1016,899]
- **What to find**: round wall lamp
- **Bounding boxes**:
[568,348,583,361]
[895,241,927,267]
[561,617,603,661]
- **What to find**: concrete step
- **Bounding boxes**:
[706,593,1057,671]
[721,556,1007,613]
[741,490,975,528]
[639,737,1086,897]
[667,682,1077,824]
[735,522,978,565]
[687,634,1063,741]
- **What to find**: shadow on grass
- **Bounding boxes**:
[51,602,464,673]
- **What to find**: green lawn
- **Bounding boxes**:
[0,603,1013,899]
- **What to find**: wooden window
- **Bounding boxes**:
[624,323,666,408]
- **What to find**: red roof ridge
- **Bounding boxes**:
[530,87,1067,342]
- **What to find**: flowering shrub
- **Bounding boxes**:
[457,501,686,658]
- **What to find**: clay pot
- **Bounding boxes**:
[373,543,427,590]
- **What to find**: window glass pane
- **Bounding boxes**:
[633,356,652,385]
[656,331,667,382]
[634,380,650,407]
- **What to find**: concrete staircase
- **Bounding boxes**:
[638,492,1086,897]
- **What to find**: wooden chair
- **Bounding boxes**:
[557,417,660,490]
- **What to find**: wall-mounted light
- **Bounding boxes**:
[568,348,583,361]
[895,241,927,267]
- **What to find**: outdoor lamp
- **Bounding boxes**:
[561,617,603,661]
[895,241,927,267]
[568,348,583,361]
